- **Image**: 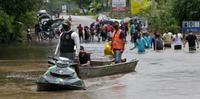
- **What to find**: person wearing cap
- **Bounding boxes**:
[79,46,91,67]
[54,20,80,62]
[184,32,199,51]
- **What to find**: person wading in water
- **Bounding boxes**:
[184,32,199,52]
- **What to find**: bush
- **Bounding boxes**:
[70,8,80,15]
[0,0,41,44]
[19,11,37,28]
[139,0,180,34]
[0,10,14,43]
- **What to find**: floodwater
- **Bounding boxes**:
[1,42,200,99]
[1,16,200,99]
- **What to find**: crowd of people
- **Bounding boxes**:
[103,18,199,64]
[132,30,199,53]
[130,30,199,53]
[76,18,130,43]
[53,15,199,66]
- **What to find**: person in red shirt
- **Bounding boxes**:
[77,24,83,42]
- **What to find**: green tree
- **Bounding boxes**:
[88,0,102,14]
[0,10,14,43]
[0,0,42,43]
[173,0,200,25]
[139,0,179,33]
[74,0,91,14]
[0,0,41,20]
[42,0,67,15]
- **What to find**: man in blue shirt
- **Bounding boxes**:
[136,34,146,53]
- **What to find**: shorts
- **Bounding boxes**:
[164,44,171,48]
[174,45,182,50]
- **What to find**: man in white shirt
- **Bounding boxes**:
[173,33,183,50]
[54,20,80,61]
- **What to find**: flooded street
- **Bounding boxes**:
[0,16,200,99]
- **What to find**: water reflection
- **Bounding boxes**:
[0,44,55,60]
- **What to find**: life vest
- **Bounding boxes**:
[111,29,124,50]
[60,31,75,53]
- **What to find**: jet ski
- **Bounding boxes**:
[36,57,85,91]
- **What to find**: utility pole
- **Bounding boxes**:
[151,0,155,17]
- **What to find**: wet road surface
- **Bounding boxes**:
[0,16,200,99]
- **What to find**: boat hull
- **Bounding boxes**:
[79,59,138,79]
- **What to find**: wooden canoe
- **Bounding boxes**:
[78,59,138,79]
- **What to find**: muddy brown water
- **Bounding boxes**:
[1,41,200,99]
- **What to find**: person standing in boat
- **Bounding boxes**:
[54,20,80,62]
[111,21,126,63]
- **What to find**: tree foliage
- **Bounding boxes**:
[88,0,103,14]
[139,0,179,33]
[42,0,91,15]
[0,0,42,43]
[0,10,14,43]
[42,0,107,15]
[173,0,200,25]
[139,0,200,33]
[42,0,68,15]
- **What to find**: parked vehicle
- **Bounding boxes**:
[39,18,64,40]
